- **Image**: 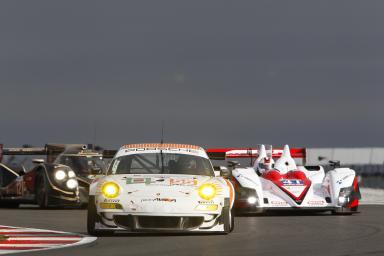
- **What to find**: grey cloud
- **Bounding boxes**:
[0,1,383,149]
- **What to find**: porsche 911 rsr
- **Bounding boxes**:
[207,145,361,215]
[87,143,235,235]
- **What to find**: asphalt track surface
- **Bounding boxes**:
[0,205,383,256]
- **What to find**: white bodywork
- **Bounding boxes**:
[231,145,360,212]
[89,144,234,233]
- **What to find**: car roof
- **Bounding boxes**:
[116,143,208,158]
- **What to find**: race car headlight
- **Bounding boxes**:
[101,182,120,198]
[198,184,217,200]
[66,179,78,189]
[338,186,353,206]
[54,170,67,181]
[68,170,76,178]
[247,196,257,205]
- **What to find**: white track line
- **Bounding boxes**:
[0,225,96,255]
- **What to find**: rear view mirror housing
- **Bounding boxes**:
[227,161,240,169]
[220,169,231,179]
[213,166,231,178]
[329,160,341,168]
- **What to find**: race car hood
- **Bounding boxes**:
[108,174,217,197]
[76,173,103,187]
[94,174,228,214]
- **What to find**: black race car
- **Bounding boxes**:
[0,144,115,208]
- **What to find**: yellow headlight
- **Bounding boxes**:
[101,182,120,198]
[198,184,217,200]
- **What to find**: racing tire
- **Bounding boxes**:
[87,196,112,236]
[36,174,50,208]
[222,206,234,234]
[331,210,353,215]
[331,206,357,215]
[87,196,98,235]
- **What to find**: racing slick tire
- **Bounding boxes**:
[332,206,358,215]
[87,196,112,236]
[36,174,51,208]
[222,205,234,234]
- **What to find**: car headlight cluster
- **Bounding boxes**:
[101,182,120,198]
[198,184,217,200]
[54,169,78,190]
[68,170,76,178]
[66,179,78,189]
[54,170,67,181]
[338,186,353,206]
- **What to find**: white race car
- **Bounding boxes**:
[207,145,361,214]
[87,143,235,235]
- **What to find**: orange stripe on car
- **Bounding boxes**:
[224,179,234,207]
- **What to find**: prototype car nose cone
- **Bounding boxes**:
[55,170,67,181]
[66,179,78,189]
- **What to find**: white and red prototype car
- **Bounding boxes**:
[87,143,234,235]
[207,145,361,214]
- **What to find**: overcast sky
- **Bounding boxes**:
[0,1,383,149]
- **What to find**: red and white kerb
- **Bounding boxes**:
[0,225,96,254]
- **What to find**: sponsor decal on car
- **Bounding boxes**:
[198,200,215,204]
[126,177,197,186]
[103,199,120,203]
[170,178,198,186]
[307,200,326,206]
[195,204,218,211]
[336,174,354,185]
[141,198,177,203]
[126,178,153,185]
[281,179,304,186]
[99,203,123,209]
[271,200,289,206]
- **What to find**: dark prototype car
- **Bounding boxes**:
[0,144,114,208]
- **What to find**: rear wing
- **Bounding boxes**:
[206,147,306,163]
[0,143,117,163]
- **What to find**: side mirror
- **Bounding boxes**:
[329,160,341,168]
[219,167,232,179]
[227,161,240,169]
[32,159,45,164]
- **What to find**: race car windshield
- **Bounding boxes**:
[55,155,106,175]
[108,153,214,176]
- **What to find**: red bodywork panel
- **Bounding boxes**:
[262,170,312,204]
[206,147,306,160]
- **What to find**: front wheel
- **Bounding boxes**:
[87,196,98,236]
[87,196,112,236]
[331,206,356,215]
[222,206,234,233]
[36,174,50,208]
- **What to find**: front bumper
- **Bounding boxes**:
[96,212,224,232]
[46,186,81,207]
